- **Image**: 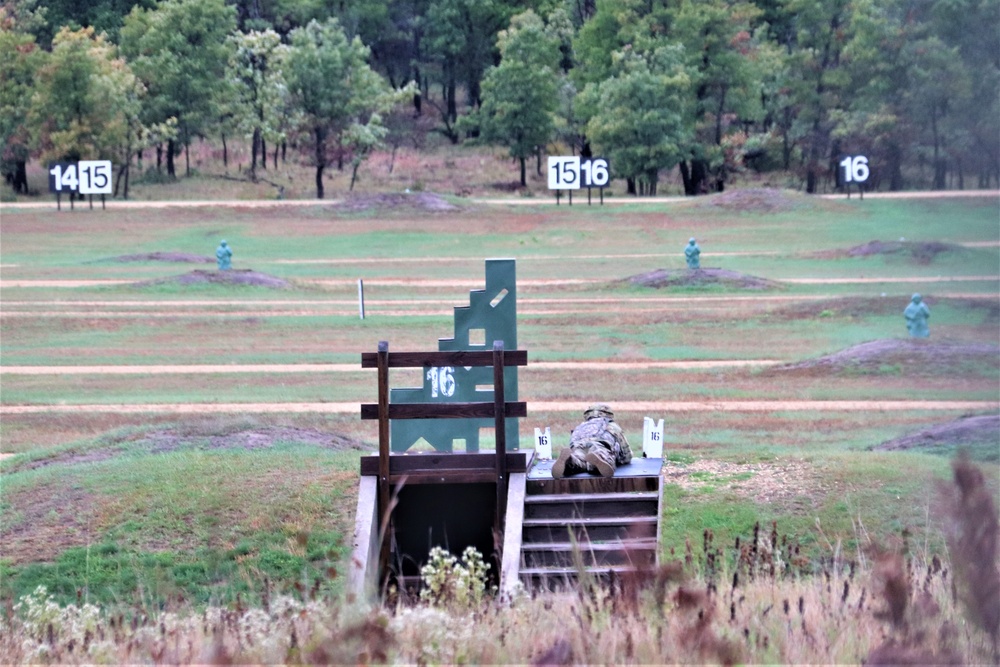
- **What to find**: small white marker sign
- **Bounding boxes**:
[643,417,664,458]
[534,427,552,460]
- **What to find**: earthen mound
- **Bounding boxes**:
[137,269,291,289]
[627,267,779,290]
[871,414,999,461]
[768,339,1000,377]
[811,240,959,264]
[107,252,213,264]
[695,188,820,213]
[8,421,368,473]
[334,192,459,213]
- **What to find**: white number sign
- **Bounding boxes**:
[839,155,870,183]
[534,427,552,460]
[426,366,456,398]
[79,160,113,194]
[49,160,113,194]
[547,156,580,189]
[580,158,610,187]
[549,156,610,189]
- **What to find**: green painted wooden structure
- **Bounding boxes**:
[389,258,519,453]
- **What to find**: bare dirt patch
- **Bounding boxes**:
[664,458,822,505]
[768,339,1000,377]
[693,188,843,214]
[105,251,213,264]
[625,267,780,290]
[811,240,961,264]
[871,414,999,455]
[136,269,292,289]
[1,482,100,564]
[4,418,369,473]
[332,192,460,213]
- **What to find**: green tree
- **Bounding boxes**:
[579,46,691,195]
[286,18,404,198]
[423,0,514,140]
[667,0,765,195]
[119,0,236,178]
[473,10,559,186]
[785,0,853,193]
[27,27,145,187]
[227,29,290,180]
[0,7,45,194]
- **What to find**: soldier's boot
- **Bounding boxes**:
[551,448,573,479]
[585,450,615,478]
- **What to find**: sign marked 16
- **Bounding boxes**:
[548,156,610,190]
[49,160,113,195]
[839,155,870,184]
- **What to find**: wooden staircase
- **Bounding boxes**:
[513,458,663,590]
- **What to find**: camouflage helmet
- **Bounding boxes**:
[584,403,614,419]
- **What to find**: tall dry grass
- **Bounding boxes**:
[2,455,997,664]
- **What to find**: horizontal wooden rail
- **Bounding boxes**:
[361,401,527,420]
[360,451,533,476]
[361,349,527,369]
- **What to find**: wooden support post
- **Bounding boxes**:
[377,341,391,578]
[493,340,507,536]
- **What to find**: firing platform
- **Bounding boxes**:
[526,455,664,494]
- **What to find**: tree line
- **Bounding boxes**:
[2,0,997,198]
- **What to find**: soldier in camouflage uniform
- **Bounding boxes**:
[551,403,632,479]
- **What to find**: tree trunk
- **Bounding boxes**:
[156,144,163,175]
[314,126,326,199]
[681,159,709,195]
[184,142,190,177]
[627,177,636,195]
[273,143,279,169]
[932,113,946,190]
[446,60,457,123]
[350,161,360,191]
[260,137,267,170]
[250,128,260,180]
[519,157,526,187]
[887,142,903,191]
[12,160,27,194]
[221,133,228,168]
[166,140,176,177]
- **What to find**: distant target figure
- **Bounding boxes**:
[904,293,930,338]
[685,238,701,269]
[216,240,232,271]
[552,403,632,479]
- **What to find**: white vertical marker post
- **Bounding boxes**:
[534,427,552,460]
[358,279,365,320]
[643,417,664,458]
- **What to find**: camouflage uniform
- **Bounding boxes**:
[551,404,632,479]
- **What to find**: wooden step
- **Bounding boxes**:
[522,516,658,542]
[521,539,657,567]
[519,564,645,589]
[523,491,659,519]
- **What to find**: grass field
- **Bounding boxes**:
[1,181,998,662]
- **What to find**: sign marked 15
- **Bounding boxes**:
[548,156,610,189]
[49,160,113,194]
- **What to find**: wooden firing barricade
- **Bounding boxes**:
[357,340,528,593]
